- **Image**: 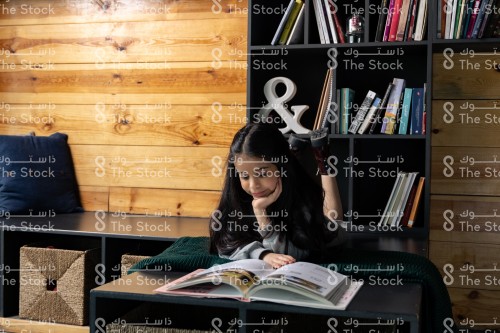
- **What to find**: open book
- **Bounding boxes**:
[154,259,363,310]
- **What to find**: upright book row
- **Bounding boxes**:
[315,72,426,135]
[374,0,429,42]
[438,0,500,39]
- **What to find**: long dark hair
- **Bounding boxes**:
[209,123,329,258]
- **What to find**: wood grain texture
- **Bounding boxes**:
[430,241,500,290]
[0,317,88,333]
[0,0,248,25]
[79,185,109,212]
[0,18,247,63]
[70,144,227,191]
[448,287,500,328]
[431,146,500,195]
[430,195,500,244]
[109,187,220,218]
[432,100,500,147]
[433,52,500,99]
[0,104,246,146]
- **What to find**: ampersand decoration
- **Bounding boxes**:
[257,77,311,134]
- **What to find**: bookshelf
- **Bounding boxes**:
[247,0,433,242]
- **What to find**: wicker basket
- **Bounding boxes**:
[19,243,99,326]
[120,254,151,277]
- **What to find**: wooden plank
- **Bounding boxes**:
[431,146,500,195]
[0,62,246,95]
[448,287,500,329]
[70,145,227,191]
[0,104,246,146]
[433,52,500,99]
[0,18,247,63]
[432,100,500,147]
[79,185,109,212]
[0,317,88,333]
[430,195,500,245]
[0,0,248,25]
[429,241,500,291]
[109,187,220,218]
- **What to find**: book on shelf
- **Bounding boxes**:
[413,0,428,41]
[407,176,425,228]
[397,88,413,134]
[388,0,403,41]
[271,0,304,46]
[440,0,500,39]
[154,259,363,310]
[286,4,305,45]
[409,87,425,134]
[358,97,382,134]
[380,78,406,135]
[348,90,377,134]
[403,0,417,41]
[312,0,345,44]
[314,68,335,130]
[375,0,390,41]
[378,171,420,227]
[369,82,394,134]
[396,0,412,41]
[339,88,355,134]
[383,0,396,41]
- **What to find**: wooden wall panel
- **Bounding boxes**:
[0,104,245,146]
[448,288,500,327]
[430,195,500,244]
[109,187,220,218]
[433,52,500,99]
[431,146,500,195]
[432,100,500,147]
[0,0,247,217]
[0,0,247,25]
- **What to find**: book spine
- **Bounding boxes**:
[286,5,305,45]
[342,89,354,134]
[358,97,381,134]
[381,78,405,135]
[403,0,416,40]
[466,0,482,38]
[398,88,413,134]
[331,8,346,43]
[478,0,495,37]
[388,0,403,41]
[471,0,489,38]
[461,0,474,38]
[369,83,394,134]
[312,0,326,44]
[383,0,396,41]
[400,179,418,227]
[271,0,296,45]
[348,91,377,134]
[414,0,428,40]
[375,0,389,42]
[407,177,425,228]
[409,88,424,134]
[456,0,467,38]
[406,0,419,40]
[279,1,303,45]
[396,0,412,41]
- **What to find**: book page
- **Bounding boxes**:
[262,262,346,298]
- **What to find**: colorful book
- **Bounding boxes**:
[271,0,297,45]
[348,90,377,134]
[398,88,413,134]
[396,0,412,41]
[381,78,406,134]
[388,0,404,41]
[279,1,304,45]
[407,177,425,227]
[375,0,390,41]
[409,88,424,134]
[358,97,382,134]
[286,4,305,45]
[383,0,396,41]
[369,83,394,134]
[341,88,355,134]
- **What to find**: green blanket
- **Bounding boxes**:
[131,236,456,333]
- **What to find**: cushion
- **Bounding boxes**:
[0,132,82,215]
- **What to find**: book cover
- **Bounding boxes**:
[396,0,412,41]
[341,88,355,134]
[383,0,396,41]
[388,0,404,41]
[279,1,304,45]
[375,0,390,41]
[414,0,428,40]
[390,172,418,227]
[407,177,425,227]
[155,259,363,311]
[409,87,424,134]
[398,88,413,134]
[358,97,382,134]
[348,90,377,134]
[271,0,296,45]
[369,83,394,134]
[286,4,305,45]
[381,78,406,135]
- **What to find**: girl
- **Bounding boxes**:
[209,123,345,268]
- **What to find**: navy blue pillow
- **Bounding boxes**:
[0,133,82,215]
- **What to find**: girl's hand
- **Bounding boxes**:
[262,252,296,269]
[252,178,282,211]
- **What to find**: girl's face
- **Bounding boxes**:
[234,154,280,199]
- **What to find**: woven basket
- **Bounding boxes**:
[120,254,151,277]
[19,243,99,326]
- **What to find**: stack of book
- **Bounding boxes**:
[438,0,500,39]
[334,78,426,135]
[378,172,425,228]
[374,0,428,42]
[311,0,345,44]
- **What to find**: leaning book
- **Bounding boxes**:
[154,259,363,310]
